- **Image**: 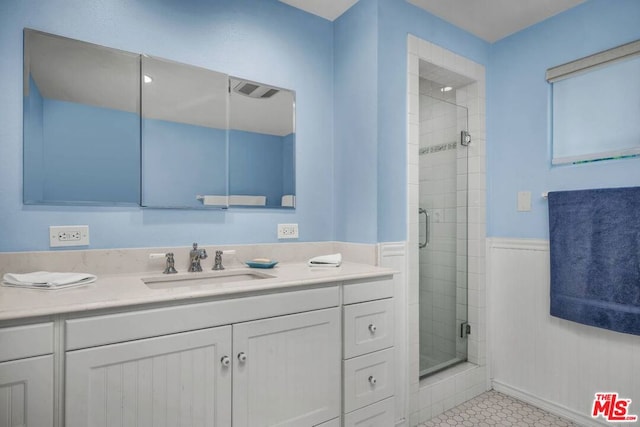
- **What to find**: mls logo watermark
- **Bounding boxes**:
[592,393,638,423]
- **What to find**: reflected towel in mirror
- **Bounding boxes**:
[281,195,295,207]
[229,195,266,206]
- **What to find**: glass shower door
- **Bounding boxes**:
[418,95,469,377]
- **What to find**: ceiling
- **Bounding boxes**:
[279,0,358,21]
[279,0,586,43]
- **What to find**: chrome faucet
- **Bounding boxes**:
[213,250,225,271]
[189,243,208,272]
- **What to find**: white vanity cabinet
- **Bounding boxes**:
[0,270,396,427]
[0,322,54,427]
[64,286,341,427]
[232,308,340,427]
[342,278,395,427]
[65,326,233,427]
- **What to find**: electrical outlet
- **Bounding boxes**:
[277,223,299,239]
[50,225,90,247]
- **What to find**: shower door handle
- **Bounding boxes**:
[419,208,429,249]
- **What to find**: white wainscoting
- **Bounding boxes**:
[378,242,408,426]
[487,238,640,427]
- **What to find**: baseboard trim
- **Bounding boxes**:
[492,381,606,427]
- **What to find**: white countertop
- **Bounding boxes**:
[0,262,395,321]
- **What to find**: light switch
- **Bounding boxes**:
[517,191,532,212]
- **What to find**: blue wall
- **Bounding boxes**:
[7,0,632,251]
[333,0,489,243]
[333,0,379,243]
[487,0,640,239]
[0,0,333,251]
[376,0,489,242]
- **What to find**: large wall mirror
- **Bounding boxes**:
[23,29,296,209]
[23,29,141,205]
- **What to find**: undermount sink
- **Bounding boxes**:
[142,269,274,290]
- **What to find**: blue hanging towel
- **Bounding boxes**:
[548,187,640,336]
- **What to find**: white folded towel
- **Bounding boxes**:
[197,195,228,206]
[281,195,295,207]
[2,271,97,289]
[307,253,342,267]
[229,195,267,206]
[197,195,266,206]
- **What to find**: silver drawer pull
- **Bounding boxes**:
[368,375,377,386]
[220,356,231,367]
[237,352,247,363]
[368,323,377,334]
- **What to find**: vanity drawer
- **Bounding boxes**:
[344,397,394,427]
[344,298,394,359]
[66,285,339,350]
[343,277,393,305]
[343,348,394,413]
[0,322,53,362]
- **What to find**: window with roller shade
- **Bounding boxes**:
[548,40,640,165]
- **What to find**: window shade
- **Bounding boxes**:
[549,40,640,165]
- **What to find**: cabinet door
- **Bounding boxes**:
[65,326,232,427]
[233,308,340,427]
[0,355,53,427]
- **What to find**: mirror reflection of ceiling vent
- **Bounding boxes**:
[233,81,280,98]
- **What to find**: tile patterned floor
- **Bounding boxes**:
[418,390,579,427]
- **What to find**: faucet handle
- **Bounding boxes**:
[149,252,178,274]
[164,253,178,274]
[213,250,225,271]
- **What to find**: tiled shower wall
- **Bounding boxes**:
[407,35,488,426]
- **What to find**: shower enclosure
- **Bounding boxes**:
[418,74,470,377]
